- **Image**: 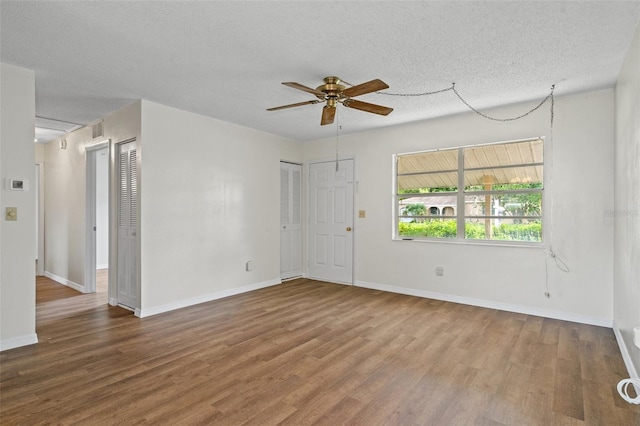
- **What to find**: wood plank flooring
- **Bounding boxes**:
[97,268,108,293]
[1,276,638,425]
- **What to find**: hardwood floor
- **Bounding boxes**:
[97,268,108,293]
[1,276,638,425]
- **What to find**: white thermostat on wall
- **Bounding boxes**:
[5,178,28,191]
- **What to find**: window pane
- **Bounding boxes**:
[464,194,542,218]
[464,139,543,169]
[398,150,458,174]
[398,172,458,193]
[398,193,457,239]
[464,166,543,190]
[399,218,457,239]
[397,149,458,193]
[464,219,542,242]
[399,194,457,218]
[464,193,542,242]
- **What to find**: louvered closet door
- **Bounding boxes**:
[116,140,137,309]
[280,162,302,280]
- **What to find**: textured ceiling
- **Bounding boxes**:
[2,1,639,142]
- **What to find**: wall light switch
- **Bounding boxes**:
[359,210,366,218]
[5,207,17,221]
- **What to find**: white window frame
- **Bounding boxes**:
[393,137,545,246]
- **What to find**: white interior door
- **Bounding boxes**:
[308,159,354,284]
[116,140,137,309]
[280,162,302,280]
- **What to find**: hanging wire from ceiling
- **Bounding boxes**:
[335,105,341,171]
[451,83,555,125]
[377,86,455,97]
[342,79,556,127]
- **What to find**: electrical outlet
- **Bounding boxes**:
[435,266,444,276]
[246,260,253,271]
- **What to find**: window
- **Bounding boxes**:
[395,138,543,243]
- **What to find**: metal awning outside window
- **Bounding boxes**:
[398,138,543,190]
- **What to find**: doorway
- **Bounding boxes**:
[85,141,110,294]
[308,159,354,284]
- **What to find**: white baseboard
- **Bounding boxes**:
[136,278,282,318]
[307,275,352,286]
[355,280,612,328]
[281,274,303,282]
[44,271,86,293]
[96,264,108,270]
[0,333,38,352]
[613,321,639,384]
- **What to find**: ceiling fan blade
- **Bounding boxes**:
[343,99,393,116]
[267,100,321,111]
[282,82,326,97]
[321,105,336,126]
[342,79,389,98]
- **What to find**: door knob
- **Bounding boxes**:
[346,227,352,232]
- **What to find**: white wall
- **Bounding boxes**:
[0,63,37,351]
[280,138,304,165]
[39,99,299,316]
[303,89,615,325]
[43,101,141,292]
[96,147,109,269]
[138,100,296,316]
[43,127,92,289]
[614,21,640,377]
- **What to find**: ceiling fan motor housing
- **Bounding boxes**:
[316,76,345,103]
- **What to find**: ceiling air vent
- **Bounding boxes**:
[92,121,104,139]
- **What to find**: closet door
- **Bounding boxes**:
[116,140,137,309]
[280,162,302,280]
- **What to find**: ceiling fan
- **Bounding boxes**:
[267,76,393,126]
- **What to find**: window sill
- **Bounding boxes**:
[393,237,545,249]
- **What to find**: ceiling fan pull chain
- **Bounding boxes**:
[335,109,340,171]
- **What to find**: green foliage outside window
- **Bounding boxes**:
[398,187,457,194]
[398,220,542,241]
[401,203,427,217]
